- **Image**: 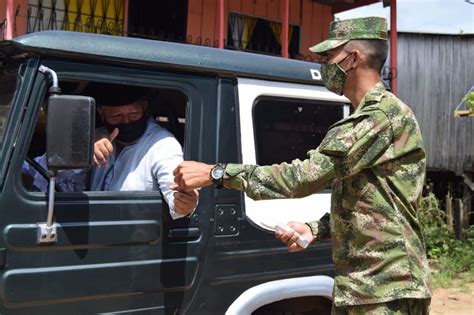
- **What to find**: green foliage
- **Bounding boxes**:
[462,90,474,110]
[419,194,451,258]
[418,193,474,288]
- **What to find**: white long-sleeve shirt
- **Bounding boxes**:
[23,118,189,219]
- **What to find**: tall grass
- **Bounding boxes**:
[418,193,474,288]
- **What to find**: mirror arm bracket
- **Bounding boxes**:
[38,65,61,94]
[37,173,58,244]
[36,65,61,245]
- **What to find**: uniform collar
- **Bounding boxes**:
[354,82,386,113]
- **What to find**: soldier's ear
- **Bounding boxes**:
[351,50,362,68]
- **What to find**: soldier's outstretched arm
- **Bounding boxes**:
[172,148,336,200]
[223,149,336,200]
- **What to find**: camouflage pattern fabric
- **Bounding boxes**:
[224,82,431,306]
[320,58,349,95]
[307,212,330,240]
[310,17,388,54]
[331,298,431,315]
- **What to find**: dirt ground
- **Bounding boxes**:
[430,282,473,315]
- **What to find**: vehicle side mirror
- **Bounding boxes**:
[46,94,95,171]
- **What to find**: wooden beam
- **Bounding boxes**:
[281,0,289,58]
[5,0,14,39]
[217,0,225,48]
[332,0,381,14]
[123,0,129,36]
[389,0,397,95]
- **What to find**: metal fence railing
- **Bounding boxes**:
[25,0,124,36]
[8,1,320,64]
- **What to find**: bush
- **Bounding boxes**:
[418,193,474,288]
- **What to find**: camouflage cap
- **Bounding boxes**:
[309,16,388,54]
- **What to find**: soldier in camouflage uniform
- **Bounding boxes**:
[173,16,431,315]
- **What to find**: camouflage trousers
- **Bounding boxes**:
[331,298,431,315]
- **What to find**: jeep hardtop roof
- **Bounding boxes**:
[2,31,323,86]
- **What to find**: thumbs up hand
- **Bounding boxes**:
[93,128,119,166]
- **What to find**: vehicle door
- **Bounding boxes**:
[0,57,216,314]
[190,77,351,312]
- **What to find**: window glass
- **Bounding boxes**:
[227,13,300,58]
[0,63,21,146]
[246,96,346,230]
[22,80,188,193]
[253,98,345,166]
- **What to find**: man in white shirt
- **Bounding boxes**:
[24,84,198,219]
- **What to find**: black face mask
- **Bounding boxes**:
[104,114,148,144]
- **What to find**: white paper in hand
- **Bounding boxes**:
[258,220,310,249]
[274,222,310,249]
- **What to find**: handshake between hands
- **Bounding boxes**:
[171,161,315,252]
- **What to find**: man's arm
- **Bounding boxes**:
[152,136,198,219]
[223,149,335,200]
[173,148,336,200]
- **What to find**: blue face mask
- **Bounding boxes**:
[104,114,148,144]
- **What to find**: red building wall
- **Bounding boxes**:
[3,0,381,56]
[187,0,334,59]
[1,0,28,39]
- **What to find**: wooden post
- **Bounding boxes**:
[462,183,471,230]
[389,0,398,95]
[454,198,463,240]
[217,0,225,49]
[280,0,289,58]
[123,0,129,36]
[446,191,453,228]
[5,0,14,39]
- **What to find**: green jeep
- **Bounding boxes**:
[0,31,350,314]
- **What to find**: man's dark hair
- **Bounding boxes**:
[348,39,388,72]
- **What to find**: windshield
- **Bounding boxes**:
[0,62,21,146]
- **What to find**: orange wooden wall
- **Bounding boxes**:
[186,0,334,58]
[2,0,28,38]
[5,0,333,59]
[4,0,127,38]
[0,3,4,28]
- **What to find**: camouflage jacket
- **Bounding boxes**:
[223,82,431,306]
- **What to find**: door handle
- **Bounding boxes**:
[167,227,201,242]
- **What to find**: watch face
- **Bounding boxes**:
[212,167,224,179]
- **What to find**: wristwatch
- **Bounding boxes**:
[210,163,227,188]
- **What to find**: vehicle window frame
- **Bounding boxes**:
[236,77,350,232]
[0,57,40,191]
[0,62,22,146]
[252,95,347,169]
[17,59,203,199]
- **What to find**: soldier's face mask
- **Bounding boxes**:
[321,52,354,96]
